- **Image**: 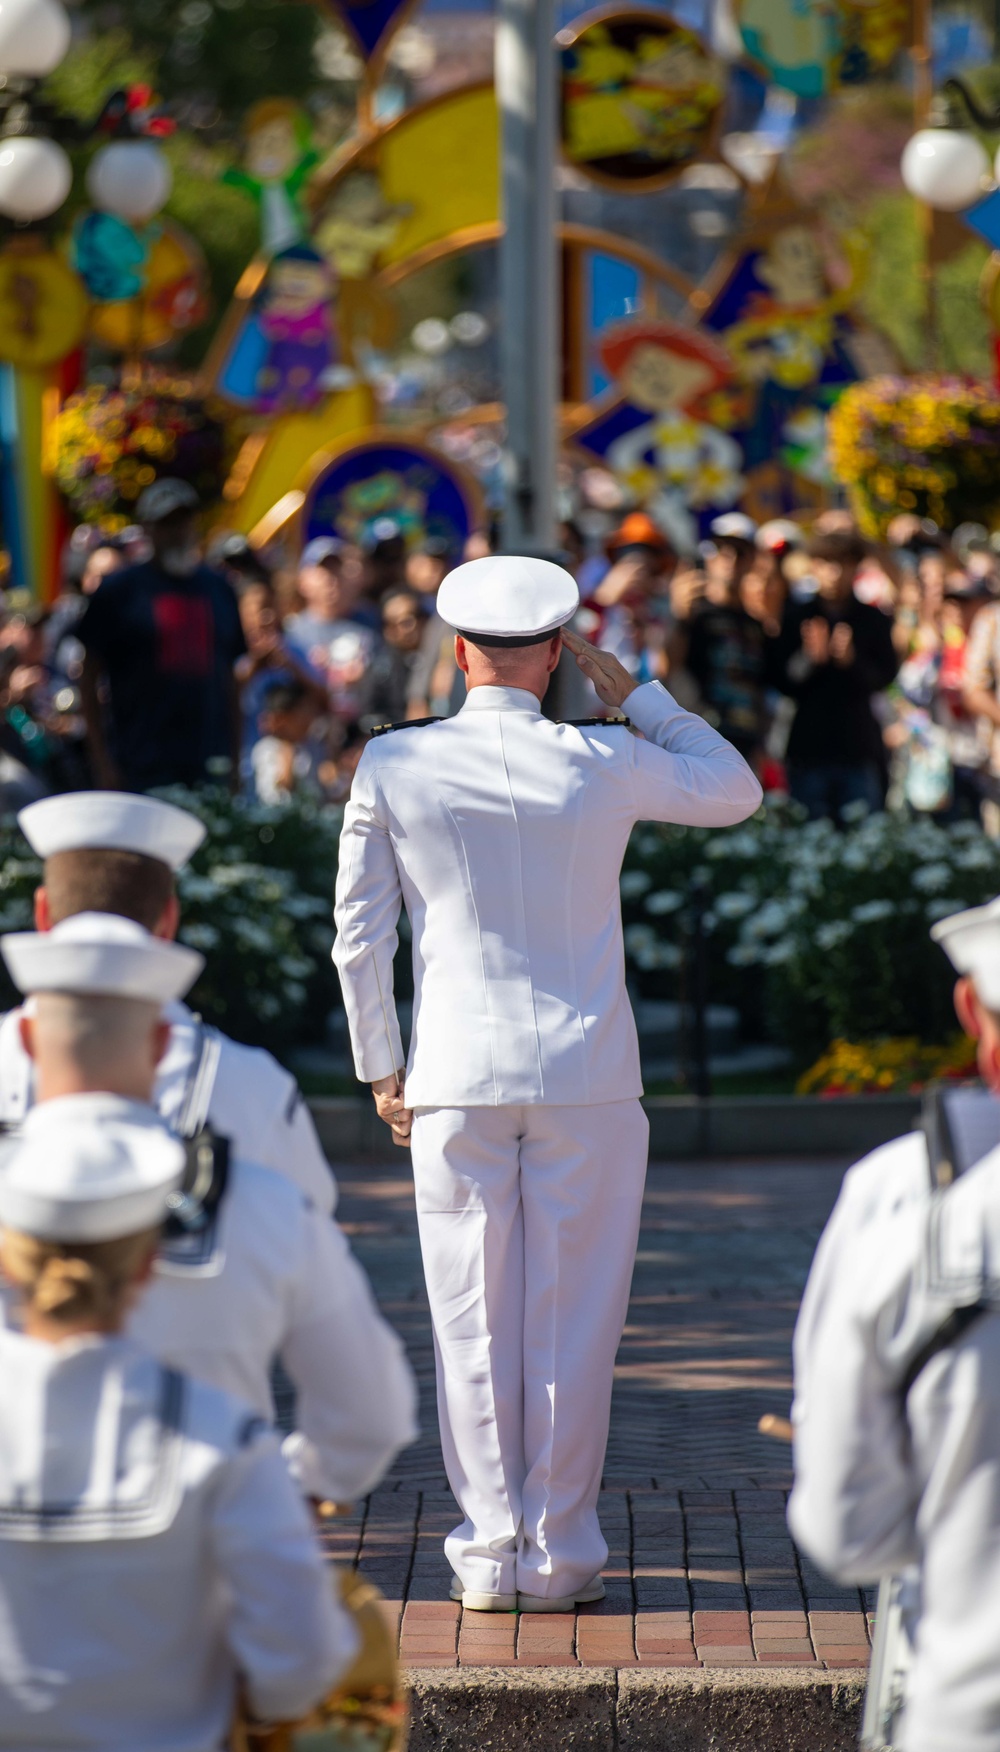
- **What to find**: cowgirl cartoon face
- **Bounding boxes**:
[601,320,733,416]
[619,342,718,412]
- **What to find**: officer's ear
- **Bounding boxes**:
[954,976,981,1041]
[546,633,562,673]
[33,886,50,932]
[454,635,470,675]
[18,1012,35,1061]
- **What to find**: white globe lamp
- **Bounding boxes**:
[0,132,71,219]
[901,127,991,211]
[86,139,172,225]
[0,0,71,78]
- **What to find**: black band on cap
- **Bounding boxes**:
[457,627,561,648]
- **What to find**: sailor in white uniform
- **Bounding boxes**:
[795,898,1000,1366]
[790,905,1000,1752]
[0,1104,353,1751]
[1,790,335,1215]
[333,554,762,1611]
[1,914,418,1506]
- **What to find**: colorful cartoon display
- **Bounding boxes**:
[303,438,480,553]
[575,319,744,550]
[702,215,873,510]
[215,243,338,413]
[76,219,208,354]
[315,170,411,281]
[0,239,88,369]
[222,100,319,257]
[559,9,724,188]
[737,0,911,96]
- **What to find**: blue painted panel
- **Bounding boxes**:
[587,254,640,398]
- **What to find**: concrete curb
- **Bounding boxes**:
[307,1094,920,1162]
[406,1666,866,1750]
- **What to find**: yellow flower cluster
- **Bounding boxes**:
[797,1033,977,1096]
[828,376,1000,537]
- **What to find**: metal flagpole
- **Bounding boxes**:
[496,0,559,556]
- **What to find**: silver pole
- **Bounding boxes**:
[496,0,559,555]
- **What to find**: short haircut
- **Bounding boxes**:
[805,531,867,570]
[261,678,310,715]
[44,848,174,931]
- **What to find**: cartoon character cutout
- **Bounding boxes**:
[219,243,337,412]
[561,18,722,175]
[720,224,867,390]
[223,100,320,257]
[600,321,745,553]
[315,171,411,281]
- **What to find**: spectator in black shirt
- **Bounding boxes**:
[669,514,769,763]
[78,479,246,793]
[769,529,899,820]
[357,588,428,730]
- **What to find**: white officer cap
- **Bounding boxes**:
[711,512,757,542]
[1,913,204,1004]
[0,1104,185,1241]
[436,555,580,647]
[932,899,1000,1005]
[19,792,205,872]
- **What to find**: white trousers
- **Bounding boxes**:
[409,1100,648,1599]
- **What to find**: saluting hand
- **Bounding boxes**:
[561,628,640,711]
[372,1072,413,1146]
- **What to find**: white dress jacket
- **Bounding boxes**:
[334,680,762,1107]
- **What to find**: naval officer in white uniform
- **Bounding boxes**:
[791,906,1000,1752]
[334,554,762,1611]
[1,914,417,1506]
[0,1105,353,1751]
[0,791,335,1214]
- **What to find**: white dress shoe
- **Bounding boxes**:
[516,1576,606,1612]
[449,1575,517,1612]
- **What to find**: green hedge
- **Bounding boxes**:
[622,805,1000,1065]
[0,793,995,1066]
[0,788,340,1050]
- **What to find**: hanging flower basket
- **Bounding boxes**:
[51,377,225,528]
[828,374,1000,537]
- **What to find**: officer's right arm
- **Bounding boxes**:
[625,680,764,826]
[332,751,405,1084]
[210,1423,357,1724]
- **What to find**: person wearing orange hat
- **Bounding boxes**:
[575,512,677,701]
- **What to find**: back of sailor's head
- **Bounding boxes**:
[932,903,1000,1093]
[0,913,203,1101]
[18,794,205,931]
[932,901,1000,1008]
[0,1103,184,1329]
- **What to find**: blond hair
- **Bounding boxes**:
[0,1227,160,1328]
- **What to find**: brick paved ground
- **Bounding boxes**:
[326,1153,874,1671]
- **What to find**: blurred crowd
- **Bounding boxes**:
[9,480,1000,828]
